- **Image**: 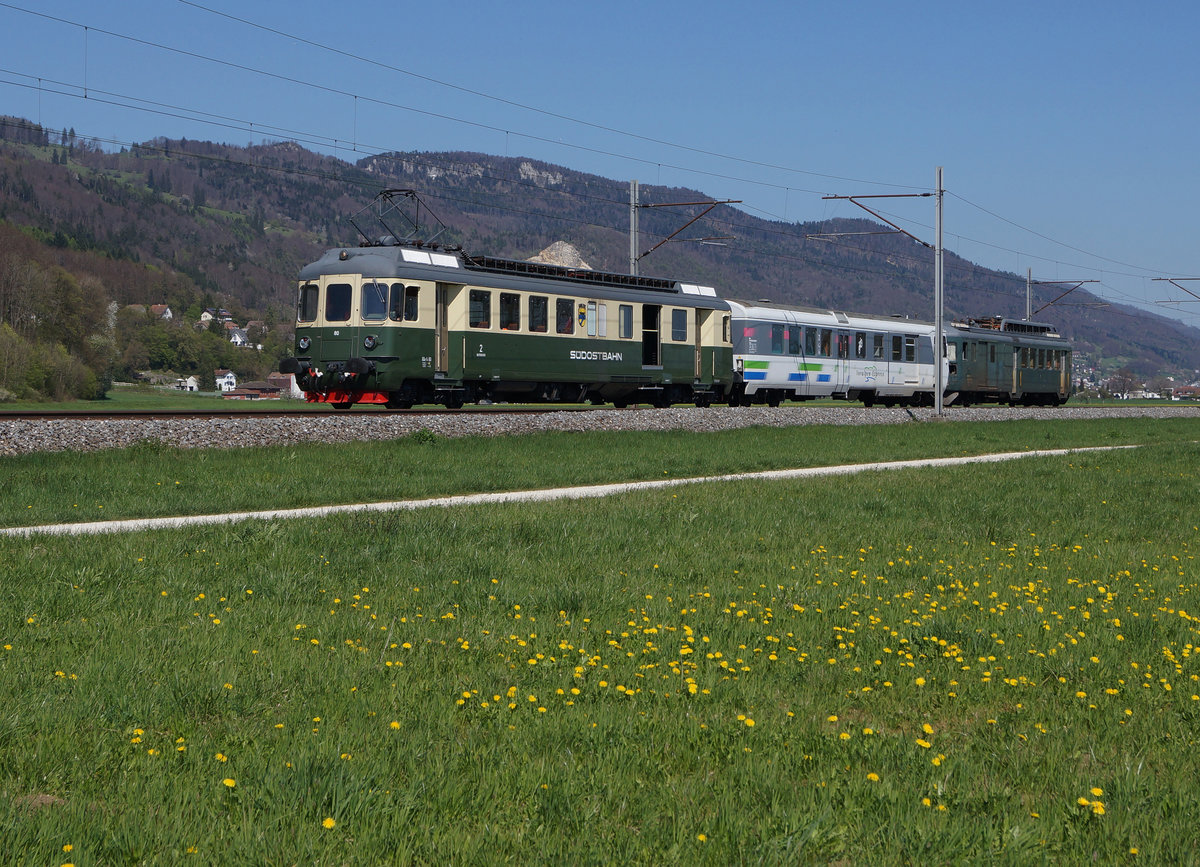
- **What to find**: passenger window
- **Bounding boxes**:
[837,334,850,359]
[362,282,387,321]
[771,324,784,355]
[873,334,884,359]
[529,296,548,333]
[905,335,916,362]
[788,328,800,355]
[619,304,633,339]
[891,335,902,362]
[597,303,607,337]
[722,314,731,344]
[325,283,352,322]
[469,290,491,329]
[298,284,319,322]
[587,301,598,337]
[556,299,574,334]
[805,328,817,356]
[819,329,832,357]
[500,293,520,331]
[671,309,687,341]
[855,332,866,359]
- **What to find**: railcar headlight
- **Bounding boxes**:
[364,335,377,350]
[298,336,311,351]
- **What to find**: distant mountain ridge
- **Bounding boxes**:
[2,115,1198,382]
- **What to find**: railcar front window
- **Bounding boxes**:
[298,284,319,322]
[469,290,491,329]
[325,283,352,322]
[403,286,419,321]
[362,282,387,321]
[529,296,548,333]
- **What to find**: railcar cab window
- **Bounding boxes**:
[469,290,490,329]
[388,285,419,322]
[556,299,574,334]
[298,284,319,323]
[500,293,520,331]
[362,282,388,321]
[529,296,548,333]
[325,283,352,322]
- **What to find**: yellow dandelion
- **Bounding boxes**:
[1092,802,1106,816]
[915,677,926,687]
[1090,786,1103,797]
[697,834,707,842]
[839,731,851,740]
[322,817,336,829]
[867,772,880,782]
[390,721,401,730]
[222,778,236,789]
[922,722,934,735]
[916,738,932,749]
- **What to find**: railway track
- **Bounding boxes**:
[0,405,598,422]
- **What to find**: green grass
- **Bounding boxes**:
[3,417,1199,528]
[1,422,1198,862]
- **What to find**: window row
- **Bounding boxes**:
[468,290,691,341]
[298,282,420,324]
[1019,347,1068,370]
[743,324,917,362]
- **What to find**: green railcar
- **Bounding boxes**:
[946,317,1072,406]
[280,244,733,409]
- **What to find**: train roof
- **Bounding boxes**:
[951,316,1062,337]
[298,242,728,308]
[725,298,935,330]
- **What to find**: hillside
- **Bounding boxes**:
[1,115,1197,400]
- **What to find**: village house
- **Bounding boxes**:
[214,369,238,392]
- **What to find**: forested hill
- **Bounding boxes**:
[1,116,1197,401]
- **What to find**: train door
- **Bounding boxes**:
[642,305,661,367]
[694,309,704,379]
[834,331,851,394]
[435,283,449,375]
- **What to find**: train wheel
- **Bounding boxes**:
[332,401,353,410]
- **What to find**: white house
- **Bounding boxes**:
[214,369,238,392]
[175,375,199,392]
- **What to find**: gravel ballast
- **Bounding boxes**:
[3,405,1199,456]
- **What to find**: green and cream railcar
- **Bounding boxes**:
[281,244,733,408]
[727,300,940,406]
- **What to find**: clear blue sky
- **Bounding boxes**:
[3,0,1199,327]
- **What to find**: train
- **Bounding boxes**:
[280,238,1072,409]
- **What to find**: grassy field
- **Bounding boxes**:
[3,417,1198,529]
[2,419,1199,863]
